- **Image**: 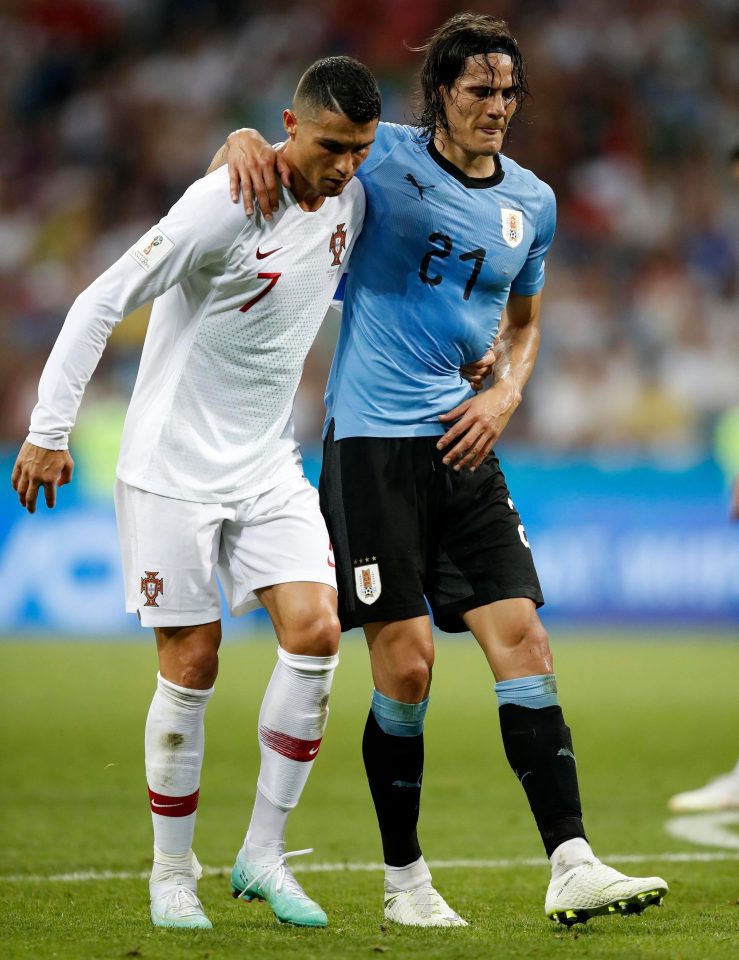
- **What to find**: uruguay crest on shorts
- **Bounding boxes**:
[501,207,524,248]
[354,561,381,605]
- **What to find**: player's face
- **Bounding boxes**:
[441,53,517,158]
[284,108,377,197]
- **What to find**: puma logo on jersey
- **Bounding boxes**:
[404,173,435,199]
[256,246,282,259]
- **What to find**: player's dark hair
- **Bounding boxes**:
[295,56,381,124]
[411,12,529,140]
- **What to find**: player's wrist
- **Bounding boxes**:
[26,432,69,452]
[491,376,522,409]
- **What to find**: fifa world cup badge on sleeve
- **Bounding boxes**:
[129,227,175,271]
[500,208,524,248]
[354,559,381,605]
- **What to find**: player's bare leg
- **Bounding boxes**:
[147,620,222,929]
[231,582,339,927]
[464,598,668,926]
[363,616,467,928]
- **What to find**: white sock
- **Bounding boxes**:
[384,855,432,893]
[242,648,338,862]
[549,837,597,880]
[145,672,213,862]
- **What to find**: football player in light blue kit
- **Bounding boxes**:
[323,115,554,440]
[221,12,668,930]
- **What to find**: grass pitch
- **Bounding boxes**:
[1,631,738,959]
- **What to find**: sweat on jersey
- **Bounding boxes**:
[324,121,556,439]
[28,165,365,502]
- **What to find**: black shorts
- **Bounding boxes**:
[319,421,544,633]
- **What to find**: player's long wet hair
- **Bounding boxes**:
[295,56,381,124]
[411,12,529,141]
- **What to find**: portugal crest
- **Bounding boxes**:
[354,559,381,605]
[501,207,524,248]
[141,571,164,607]
[329,223,347,266]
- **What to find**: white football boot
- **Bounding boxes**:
[546,841,667,927]
[668,763,739,812]
[150,849,212,930]
[384,885,468,927]
[383,856,467,928]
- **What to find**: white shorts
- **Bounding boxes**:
[114,475,336,627]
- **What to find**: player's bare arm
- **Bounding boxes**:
[212,128,291,219]
[437,291,542,471]
[11,441,74,513]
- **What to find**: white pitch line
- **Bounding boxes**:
[2,851,739,885]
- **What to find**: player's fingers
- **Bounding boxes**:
[437,418,469,453]
[455,432,485,469]
[24,477,40,514]
[444,425,482,467]
[240,175,255,216]
[43,480,56,509]
[276,154,292,189]
[261,164,280,213]
[228,163,242,205]
[251,168,274,221]
[16,471,28,506]
[478,346,497,366]
[469,436,496,472]
[10,460,21,490]
[438,398,472,427]
[59,460,74,486]
[461,358,487,375]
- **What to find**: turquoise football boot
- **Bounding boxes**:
[231,848,327,927]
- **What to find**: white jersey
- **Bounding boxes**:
[28,165,365,502]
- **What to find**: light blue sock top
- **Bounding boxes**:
[495,674,559,709]
[371,689,429,737]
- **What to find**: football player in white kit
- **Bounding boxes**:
[12,57,380,930]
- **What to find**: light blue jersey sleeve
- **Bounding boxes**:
[510,181,556,297]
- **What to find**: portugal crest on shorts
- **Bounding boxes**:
[329,223,347,265]
[141,571,164,607]
[354,559,381,605]
[500,207,524,248]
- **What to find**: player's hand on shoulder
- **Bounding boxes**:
[225,128,292,220]
[11,441,74,514]
[437,379,521,473]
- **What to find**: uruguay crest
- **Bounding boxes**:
[354,560,381,605]
[329,223,347,265]
[141,571,164,607]
[501,207,524,248]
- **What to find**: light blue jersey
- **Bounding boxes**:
[324,121,556,439]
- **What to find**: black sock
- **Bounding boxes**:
[362,709,423,867]
[499,704,587,857]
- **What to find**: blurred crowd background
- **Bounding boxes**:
[1,0,738,462]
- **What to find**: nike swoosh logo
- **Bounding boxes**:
[308,747,319,756]
[151,800,183,809]
[256,246,282,259]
